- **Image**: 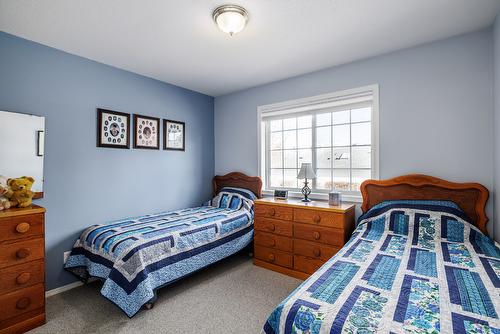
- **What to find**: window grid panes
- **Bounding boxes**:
[265,106,372,193]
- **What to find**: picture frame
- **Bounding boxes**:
[133,114,160,150]
[96,108,130,149]
[274,189,288,200]
[37,130,44,156]
[329,191,341,206]
[163,119,185,151]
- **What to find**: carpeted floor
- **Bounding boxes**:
[29,252,302,334]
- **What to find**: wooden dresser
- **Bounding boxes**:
[0,205,46,334]
[253,198,355,279]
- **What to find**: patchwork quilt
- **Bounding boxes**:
[65,200,253,317]
[263,200,500,334]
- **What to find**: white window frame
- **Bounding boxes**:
[257,84,379,202]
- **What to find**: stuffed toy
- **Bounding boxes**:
[0,175,11,211]
[6,176,35,208]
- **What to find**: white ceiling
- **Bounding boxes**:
[1,0,500,96]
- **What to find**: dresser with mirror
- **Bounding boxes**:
[0,110,46,333]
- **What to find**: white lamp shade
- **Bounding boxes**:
[297,163,316,179]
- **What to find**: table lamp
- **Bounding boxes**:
[297,163,316,202]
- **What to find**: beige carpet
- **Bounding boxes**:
[29,252,302,334]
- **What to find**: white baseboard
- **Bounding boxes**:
[45,281,83,297]
[45,278,98,297]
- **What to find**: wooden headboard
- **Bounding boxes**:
[360,174,489,235]
[213,172,263,198]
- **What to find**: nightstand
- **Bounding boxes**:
[253,197,355,280]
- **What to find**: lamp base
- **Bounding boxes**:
[301,178,312,203]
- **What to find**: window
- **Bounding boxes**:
[258,85,378,199]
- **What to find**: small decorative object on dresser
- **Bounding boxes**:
[163,119,185,151]
[5,177,35,208]
[297,163,316,202]
[253,197,355,279]
[96,108,130,149]
[133,114,160,150]
[0,204,46,333]
[328,191,341,206]
[273,189,288,200]
[0,176,11,211]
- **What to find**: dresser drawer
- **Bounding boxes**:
[293,208,344,228]
[254,218,292,237]
[294,239,339,261]
[255,231,292,252]
[0,260,44,295]
[0,283,44,322]
[294,255,324,275]
[254,246,293,269]
[255,204,293,221]
[0,214,44,242]
[0,239,44,268]
[294,223,344,246]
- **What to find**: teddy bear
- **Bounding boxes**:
[0,175,12,210]
[6,176,35,208]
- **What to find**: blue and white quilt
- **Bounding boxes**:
[264,200,500,334]
[65,189,255,317]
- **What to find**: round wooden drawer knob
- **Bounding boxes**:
[313,231,321,240]
[270,239,276,246]
[269,208,276,216]
[16,248,31,259]
[268,253,275,262]
[313,215,321,223]
[16,223,31,233]
[16,272,31,285]
[16,297,31,310]
[269,224,276,232]
[313,248,321,257]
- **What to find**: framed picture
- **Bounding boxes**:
[96,108,130,149]
[37,130,44,156]
[163,119,185,151]
[133,114,160,149]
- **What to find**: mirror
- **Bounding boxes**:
[0,111,45,195]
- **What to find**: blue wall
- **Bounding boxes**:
[214,29,496,239]
[494,13,500,242]
[1,22,497,292]
[0,32,215,290]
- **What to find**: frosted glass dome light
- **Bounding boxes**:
[213,5,248,36]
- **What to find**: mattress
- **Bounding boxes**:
[65,204,253,317]
[263,200,500,333]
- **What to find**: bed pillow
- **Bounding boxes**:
[369,199,461,211]
[219,186,257,201]
[207,191,253,211]
[359,199,468,225]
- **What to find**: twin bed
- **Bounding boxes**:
[64,172,262,317]
[65,173,500,333]
[264,175,500,334]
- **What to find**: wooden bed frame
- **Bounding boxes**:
[360,174,489,235]
[213,172,263,198]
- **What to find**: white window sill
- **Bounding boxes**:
[261,189,362,203]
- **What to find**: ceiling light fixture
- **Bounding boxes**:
[213,4,248,36]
